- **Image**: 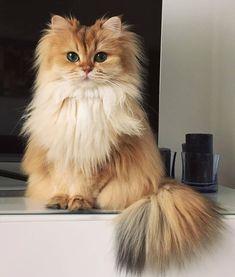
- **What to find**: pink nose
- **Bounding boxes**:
[82,65,92,74]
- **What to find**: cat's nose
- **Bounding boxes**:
[82,65,92,75]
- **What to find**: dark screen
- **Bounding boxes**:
[0,0,162,154]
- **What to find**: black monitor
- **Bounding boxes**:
[0,0,162,159]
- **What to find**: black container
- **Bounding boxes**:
[181,134,219,193]
[185,133,213,153]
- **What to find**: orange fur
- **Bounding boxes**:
[22,15,223,274]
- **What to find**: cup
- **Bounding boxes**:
[181,152,219,193]
[159,148,177,178]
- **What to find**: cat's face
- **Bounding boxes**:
[36,15,142,89]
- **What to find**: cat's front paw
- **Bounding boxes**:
[46,194,69,209]
[68,195,92,211]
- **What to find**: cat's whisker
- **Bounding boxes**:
[93,74,106,78]
[64,75,85,82]
[104,79,135,92]
[63,71,84,79]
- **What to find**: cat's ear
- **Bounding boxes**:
[51,15,78,31]
[51,15,70,30]
[103,16,122,34]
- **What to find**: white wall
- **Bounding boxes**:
[211,0,235,187]
[159,0,235,187]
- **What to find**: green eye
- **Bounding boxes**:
[67,52,80,62]
[94,52,107,63]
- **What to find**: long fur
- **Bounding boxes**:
[115,180,223,274]
[22,15,224,274]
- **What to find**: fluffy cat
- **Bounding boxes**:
[22,15,223,274]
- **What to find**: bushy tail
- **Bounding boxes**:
[115,180,224,275]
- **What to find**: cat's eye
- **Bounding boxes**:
[67,52,80,63]
[94,52,107,63]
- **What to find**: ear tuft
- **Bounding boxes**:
[51,15,71,30]
[103,16,122,34]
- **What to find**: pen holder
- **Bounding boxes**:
[181,152,219,192]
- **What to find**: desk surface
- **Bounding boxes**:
[0,185,234,215]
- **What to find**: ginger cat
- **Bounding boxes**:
[22,15,223,274]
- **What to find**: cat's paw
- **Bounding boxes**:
[68,195,92,211]
[46,194,69,209]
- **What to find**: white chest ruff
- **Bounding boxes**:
[24,81,143,174]
[46,98,115,173]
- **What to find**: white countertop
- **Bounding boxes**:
[0,197,119,215]
[0,185,234,215]
[204,185,235,215]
